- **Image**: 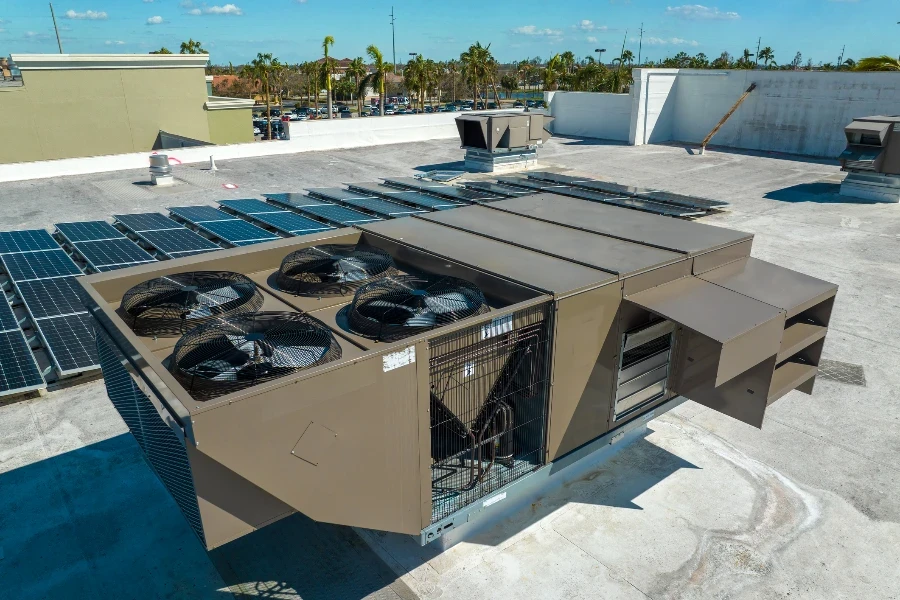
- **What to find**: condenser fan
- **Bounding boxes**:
[121,271,264,336]
[277,244,397,295]
[346,275,490,341]
[170,311,342,399]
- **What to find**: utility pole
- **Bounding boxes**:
[755,37,761,66]
[49,3,63,54]
[637,23,644,65]
[389,7,397,77]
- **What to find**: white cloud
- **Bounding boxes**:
[636,36,700,46]
[146,15,164,24]
[587,36,597,43]
[511,25,563,38]
[665,5,740,20]
[189,3,243,15]
[105,40,126,45]
[63,9,108,20]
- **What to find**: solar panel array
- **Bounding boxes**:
[114,212,221,258]
[0,228,99,378]
[306,188,425,218]
[169,205,281,246]
[218,199,336,236]
[55,220,156,272]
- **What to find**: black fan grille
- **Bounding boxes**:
[276,244,398,296]
[346,275,490,342]
[121,271,264,337]
[170,311,342,400]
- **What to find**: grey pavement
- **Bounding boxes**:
[1,136,898,599]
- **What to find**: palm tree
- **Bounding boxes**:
[180,38,207,54]
[346,57,366,115]
[758,46,775,68]
[854,55,900,71]
[322,35,335,119]
[366,44,392,116]
[246,52,281,139]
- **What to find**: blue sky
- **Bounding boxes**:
[0,0,896,65]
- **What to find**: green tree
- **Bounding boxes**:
[854,55,900,71]
[758,46,775,67]
[179,38,207,54]
[366,44,393,116]
[322,35,335,119]
[150,47,172,55]
[245,52,281,139]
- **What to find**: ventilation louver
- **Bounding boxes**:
[345,275,490,342]
[121,271,264,336]
[276,243,397,296]
[170,311,342,400]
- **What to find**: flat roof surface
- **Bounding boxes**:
[490,193,751,255]
[418,204,684,277]
[361,218,616,295]
[0,136,896,600]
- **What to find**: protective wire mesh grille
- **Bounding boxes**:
[428,303,552,523]
[346,275,490,342]
[276,244,398,296]
[95,327,205,546]
[120,271,264,337]
[171,312,343,401]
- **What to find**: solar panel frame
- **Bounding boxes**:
[169,206,238,223]
[0,229,61,254]
[196,219,281,245]
[249,211,336,235]
[290,203,382,226]
[0,249,83,282]
[34,313,99,376]
[137,229,222,258]
[218,199,286,215]
[114,213,184,233]
[0,330,45,397]
[55,221,125,243]
[15,277,90,320]
[73,238,157,271]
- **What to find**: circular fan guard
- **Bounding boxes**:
[170,311,342,400]
[276,244,397,296]
[121,271,264,337]
[346,275,490,342]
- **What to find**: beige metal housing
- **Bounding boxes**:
[80,193,837,550]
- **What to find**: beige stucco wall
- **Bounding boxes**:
[206,108,254,145]
[0,67,211,164]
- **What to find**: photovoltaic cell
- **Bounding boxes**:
[291,203,382,226]
[114,213,183,233]
[0,249,82,281]
[35,313,99,375]
[16,277,89,320]
[75,238,156,270]
[219,199,284,215]
[0,298,20,331]
[0,229,60,254]
[138,229,221,258]
[56,221,125,243]
[198,220,280,244]
[0,330,45,396]
[250,212,335,235]
[169,206,236,223]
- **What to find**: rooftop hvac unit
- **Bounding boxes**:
[80,190,837,550]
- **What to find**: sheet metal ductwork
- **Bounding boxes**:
[80,191,837,550]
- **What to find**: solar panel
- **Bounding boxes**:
[463,181,536,197]
[0,250,82,281]
[0,229,60,254]
[219,199,285,215]
[15,277,89,320]
[264,193,330,208]
[138,229,221,258]
[35,313,99,375]
[0,330,45,396]
[292,203,382,226]
[198,220,280,245]
[55,221,125,243]
[114,213,183,233]
[339,196,425,218]
[636,190,730,210]
[0,297,20,332]
[74,238,156,271]
[169,206,236,223]
[251,212,336,235]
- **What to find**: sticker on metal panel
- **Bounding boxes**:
[483,492,507,508]
[481,314,513,340]
[383,346,416,372]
